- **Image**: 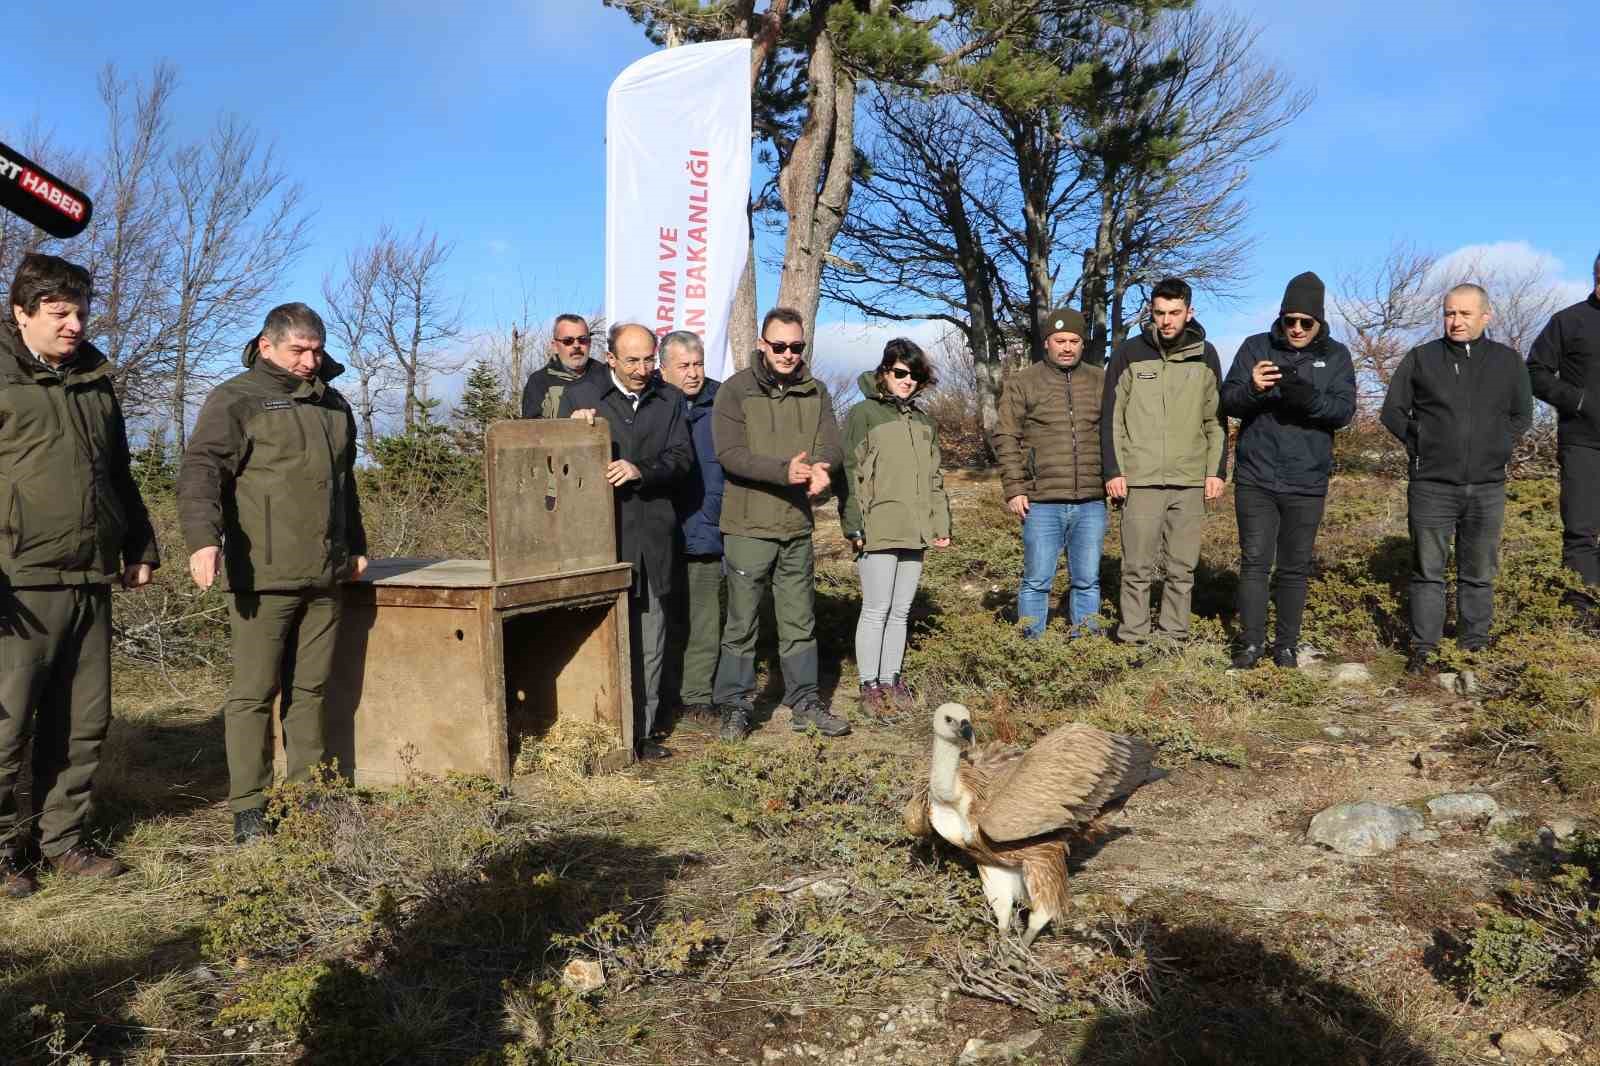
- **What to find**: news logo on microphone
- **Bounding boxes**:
[0,140,93,240]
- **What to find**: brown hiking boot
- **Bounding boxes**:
[47,845,128,879]
[1,855,38,898]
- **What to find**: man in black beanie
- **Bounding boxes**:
[1220,272,1356,668]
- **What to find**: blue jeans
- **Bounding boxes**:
[1017,500,1108,638]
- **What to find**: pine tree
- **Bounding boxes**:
[453,360,512,456]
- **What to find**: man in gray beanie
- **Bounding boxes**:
[1220,271,1357,668]
[994,307,1107,637]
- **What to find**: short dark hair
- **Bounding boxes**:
[607,321,657,354]
[262,302,326,344]
[877,337,936,388]
[553,313,588,334]
[760,306,804,339]
[1151,277,1192,307]
[9,253,92,316]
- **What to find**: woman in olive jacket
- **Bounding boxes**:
[840,339,952,714]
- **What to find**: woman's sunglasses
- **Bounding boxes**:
[888,367,926,382]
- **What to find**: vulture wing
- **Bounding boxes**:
[976,723,1155,843]
[902,784,933,838]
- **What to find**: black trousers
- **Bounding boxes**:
[1559,444,1600,587]
[1407,480,1505,653]
[1235,484,1326,648]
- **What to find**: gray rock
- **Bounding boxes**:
[560,958,605,994]
[1329,663,1372,685]
[1410,829,1441,844]
[1426,793,1499,822]
[1321,725,1347,739]
[1549,816,1581,841]
[958,1030,1045,1064]
[1488,807,1526,830]
[1306,801,1426,856]
[1496,1026,1575,1058]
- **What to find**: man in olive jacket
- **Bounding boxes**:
[178,303,368,844]
[712,306,847,741]
[0,254,159,897]
[993,307,1105,638]
[1101,277,1226,648]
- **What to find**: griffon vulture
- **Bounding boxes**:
[904,703,1156,946]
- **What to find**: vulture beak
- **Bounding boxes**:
[958,721,974,743]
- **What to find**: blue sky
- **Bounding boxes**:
[4,0,1596,398]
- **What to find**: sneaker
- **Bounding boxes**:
[790,697,851,738]
[1,854,38,898]
[636,740,673,761]
[1231,644,1266,669]
[859,682,889,716]
[233,808,271,845]
[718,705,751,742]
[1272,645,1299,669]
[1405,650,1434,678]
[47,845,128,879]
[886,675,916,710]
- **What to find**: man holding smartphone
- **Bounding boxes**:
[1219,272,1357,668]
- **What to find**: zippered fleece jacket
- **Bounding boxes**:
[0,321,160,586]
[1528,293,1600,449]
[1101,322,1227,487]
[839,371,951,551]
[178,349,368,592]
[712,356,843,541]
[1379,335,1533,485]
[993,357,1104,502]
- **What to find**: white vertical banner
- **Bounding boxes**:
[606,39,752,382]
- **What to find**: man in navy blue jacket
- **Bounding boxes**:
[657,330,725,725]
[1220,272,1357,669]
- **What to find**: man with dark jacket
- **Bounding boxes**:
[1220,272,1357,668]
[0,254,159,897]
[521,313,608,419]
[1101,278,1227,649]
[178,303,368,843]
[656,330,724,723]
[1381,284,1532,674]
[1528,253,1600,606]
[711,306,847,741]
[561,323,693,760]
[994,307,1106,638]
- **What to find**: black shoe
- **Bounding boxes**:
[233,808,270,845]
[790,697,851,738]
[0,854,38,898]
[1273,646,1299,669]
[1231,643,1266,669]
[1405,651,1434,677]
[637,740,673,761]
[718,705,751,742]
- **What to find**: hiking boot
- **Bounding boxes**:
[1273,645,1299,669]
[636,740,673,761]
[1230,643,1266,669]
[47,845,127,879]
[1405,650,1435,678]
[790,697,851,738]
[859,682,889,716]
[718,704,751,742]
[233,807,271,845]
[0,854,38,898]
[886,674,916,710]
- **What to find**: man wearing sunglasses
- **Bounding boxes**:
[711,306,848,741]
[1220,272,1356,669]
[1381,284,1532,675]
[521,313,608,419]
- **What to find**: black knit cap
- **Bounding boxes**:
[1044,307,1088,339]
[1280,271,1325,321]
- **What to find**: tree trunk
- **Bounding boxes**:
[1081,186,1117,365]
[774,24,856,334]
[1006,117,1057,365]
[729,236,758,371]
[937,164,1003,453]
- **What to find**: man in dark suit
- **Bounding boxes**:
[561,323,693,759]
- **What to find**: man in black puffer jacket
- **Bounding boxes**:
[1220,272,1356,669]
[1381,283,1532,674]
[1527,253,1600,605]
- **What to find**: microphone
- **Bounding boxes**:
[0,140,93,239]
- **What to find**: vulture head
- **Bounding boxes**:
[932,702,975,745]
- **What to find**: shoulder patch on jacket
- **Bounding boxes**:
[261,398,294,411]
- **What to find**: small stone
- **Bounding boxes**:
[1329,663,1372,685]
[958,1030,1045,1063]
[789,1003,805,1017]
[1488,807,1525,830]
[801,1044,826,1058]
[1496,1029,1545,1057]
[189,965,218,984]
[1409,830,1440,844]
[222,1028,237,1039]
[1322,725,1347,739]
[1548,816,1580,840]
[1426,793,1499,822]
[560,958,605,994]
[763,1049,785,1063]
[1306,801,1425,856]
[1118,888,1141,906]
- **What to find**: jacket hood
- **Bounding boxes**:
[857,368,923,410]
[752,351,814,392]
[1141,318,1209,359]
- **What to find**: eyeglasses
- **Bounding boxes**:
[555,335,592,347]
[765,340,807,355]
[887,367,926,382]
[1281,315,1317,331]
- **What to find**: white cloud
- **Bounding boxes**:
[1429,240,1592,306]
